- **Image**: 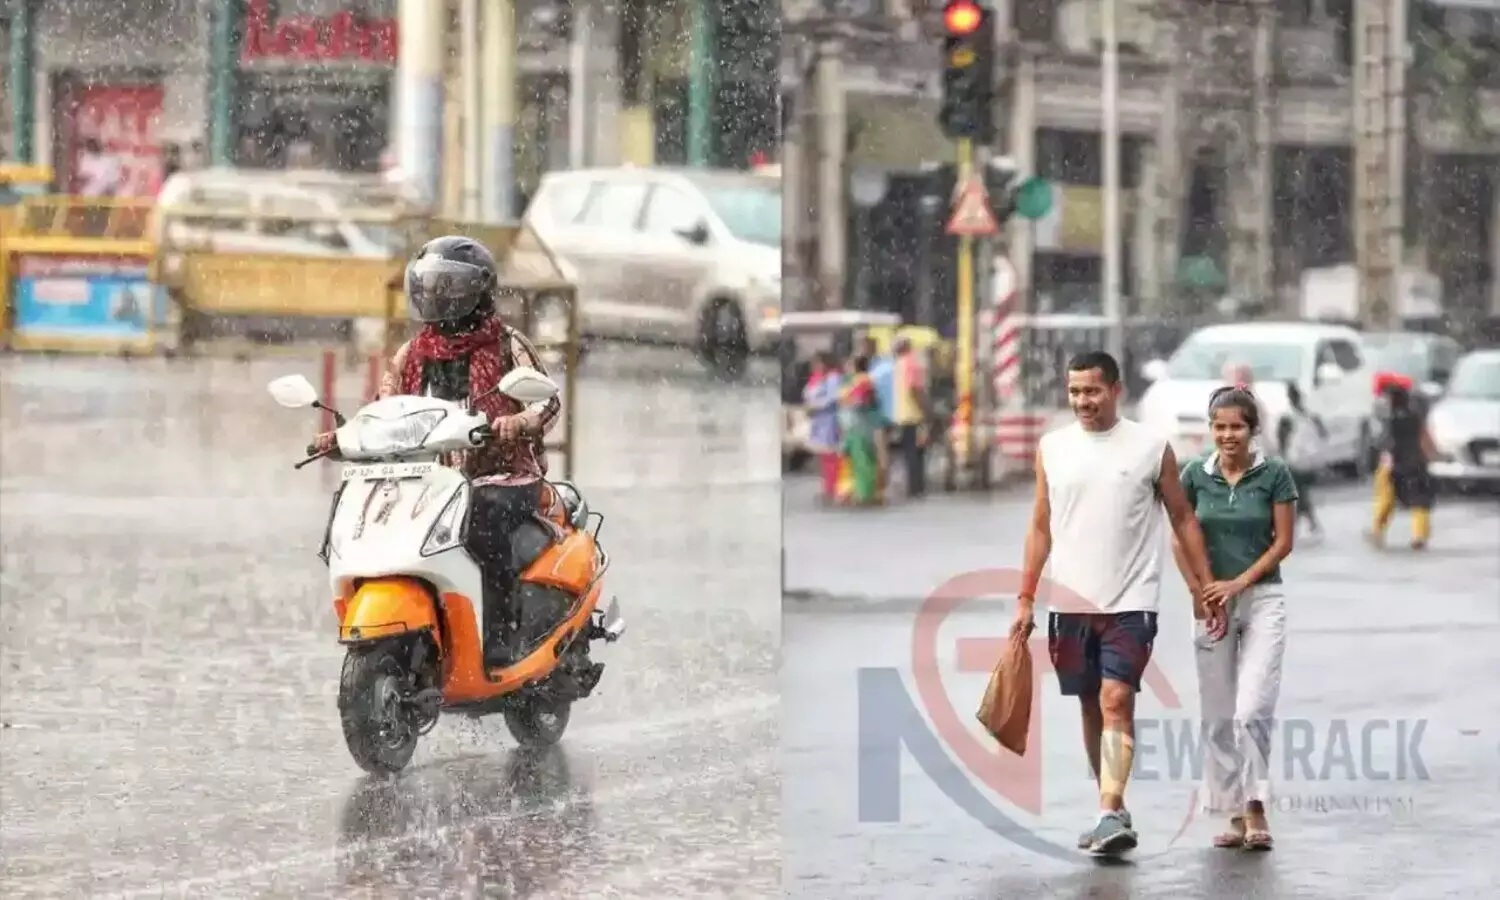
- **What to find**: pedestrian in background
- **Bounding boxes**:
[1221,362,1274,450]
[892,337,928,498]
[1276,380,1325,536]
[839,354,883,506]
[1370,373,1437,549]
[803,351,843,503]
[864,335,895,500]
[1174,385,1298,853]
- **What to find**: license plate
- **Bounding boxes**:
[1480,450,1500,468]
[342,461,436,481]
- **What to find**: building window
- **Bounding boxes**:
[1035,128,1144,189]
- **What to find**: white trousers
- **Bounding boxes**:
[1194,583,1288,813]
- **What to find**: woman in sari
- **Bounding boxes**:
[840,354,883,505]
[803,351,843,502]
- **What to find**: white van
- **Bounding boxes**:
[1138,321,1377,475]
[154,168,413,259]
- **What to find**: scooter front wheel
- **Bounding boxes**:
[503,701,571,749]
[338,644,420,774]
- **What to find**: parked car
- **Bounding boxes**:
[154,168,411,259]
[1362,331,1465,400]
[1138,321,1376,476]
[523,167,781,375]
[1425,348,1500,492]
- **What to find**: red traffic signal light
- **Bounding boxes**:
[943,0,983,36]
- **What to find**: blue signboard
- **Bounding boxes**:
[11,255,168,347]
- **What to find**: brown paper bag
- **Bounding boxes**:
[975,629,1033,755]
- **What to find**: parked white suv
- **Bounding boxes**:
[523,167,781,374]
[1139,321,1377,475]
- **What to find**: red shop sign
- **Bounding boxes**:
[241,0,398,64]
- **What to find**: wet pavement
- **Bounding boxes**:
[784,476,1500,898]
[0,346,779,898]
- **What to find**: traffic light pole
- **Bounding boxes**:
[954,136,976,476]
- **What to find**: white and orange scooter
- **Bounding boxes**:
[268,367,624,774]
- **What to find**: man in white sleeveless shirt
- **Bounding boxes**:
[1009,351,1215,855]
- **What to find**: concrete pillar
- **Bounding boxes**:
[1151,60,1185,316]
[1250,3,1275,308]
[1491,182,1500,314]
[617,0,653,166]
[398,0,446,209]
[480,0,516,221]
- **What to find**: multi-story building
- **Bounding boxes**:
[785,0,1500,318]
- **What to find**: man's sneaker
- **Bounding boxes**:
[1077,809,1132,849]
[1085,810,1138,855]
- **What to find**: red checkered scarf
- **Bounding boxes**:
[398,316,521,425]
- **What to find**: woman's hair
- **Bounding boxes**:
[816,350,837,370]
[852,355,870,374]
[1208,385,1260,434]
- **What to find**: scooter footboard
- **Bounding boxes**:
[339,577,442,644]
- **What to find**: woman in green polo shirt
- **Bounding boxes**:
[1172,386,1299,852]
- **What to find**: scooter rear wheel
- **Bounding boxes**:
[503,701,572,748]
[339,645,420,774]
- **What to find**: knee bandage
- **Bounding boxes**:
[1099,730,1135,798]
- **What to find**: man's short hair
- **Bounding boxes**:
[1066,350,1121,386]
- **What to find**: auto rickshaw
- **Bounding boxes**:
[779,310,903,472]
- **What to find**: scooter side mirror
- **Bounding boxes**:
[268,374,319,409]
[498,366,560,404]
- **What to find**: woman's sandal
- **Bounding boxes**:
[1212,816,1246,849]
[1242,829,1274,852]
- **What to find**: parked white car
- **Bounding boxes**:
[1426,348,1500,490]
[155,168,410,259]
[1139,321,1376,475]
[523,166,781,374]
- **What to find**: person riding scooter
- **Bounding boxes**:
[312,235,561,667]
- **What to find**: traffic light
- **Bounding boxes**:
[920,158,1052,226]
[982,157,1053,222]
[938,0,996,141]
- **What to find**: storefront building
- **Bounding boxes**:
[230,0,395,171]
[21,0,211,196]
[11,0,779,202]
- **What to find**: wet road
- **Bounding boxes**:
[0,346,779,898]
[784,477,1500,898]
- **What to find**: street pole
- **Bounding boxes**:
[207,0,235,167]
[1101,0,1124,363]
[567,0,591,169]
[481,0,517,222]
[397,0,445,209]
[10,0,36,163]
[955,136,975,469]
[460,0,482,220]
[687,0,714,167]
[815,35,845,310]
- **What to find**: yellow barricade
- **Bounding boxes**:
[1,196,161,353]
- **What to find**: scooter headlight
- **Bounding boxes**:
[340,409,448,459]
[420,484,470,557]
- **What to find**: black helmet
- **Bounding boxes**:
[405,236,498,330]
